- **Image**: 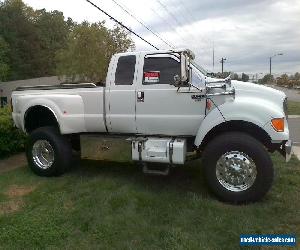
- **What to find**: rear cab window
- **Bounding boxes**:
[115,55,136,85]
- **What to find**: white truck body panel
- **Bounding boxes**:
[135,84,205,136]
[105,54,137,133]
[11,49,290,151]
[194,106,225,147]
[12,87,106,134]
[134,52,206,136]
[194,80,289,146]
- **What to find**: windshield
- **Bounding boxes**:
[191,60,208,76]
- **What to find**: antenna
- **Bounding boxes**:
[213,41,215,72]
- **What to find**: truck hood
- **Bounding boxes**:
[231,80,286,104]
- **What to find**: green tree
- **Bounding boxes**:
[292,72,300,80]
[33,9,72,76]
[0,0,39,80]
[241,73,249,82]
[276,74,289,86]
[56,22,134,83]
[259,74,274,85]
[0,36,10,81]
[293,72,300,87]
[232,73,239,80]
[0,0,73,80]
[215,72,230,79]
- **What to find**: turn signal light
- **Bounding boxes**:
[206,99,212,110]
[271,118,284,132]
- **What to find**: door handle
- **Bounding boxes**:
[137,91,144,102]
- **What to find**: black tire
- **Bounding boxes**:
[26,126,72,176]
[202,132,274,203]
[70,135,81,152]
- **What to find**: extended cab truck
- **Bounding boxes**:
[11,48,292,203]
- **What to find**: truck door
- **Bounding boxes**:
[135,55,206,136]
[106,55,137,133]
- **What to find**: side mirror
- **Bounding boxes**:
[224,75,231,86]
[173,74,181,86]
[171,52,189,87]
[180,53,188,82]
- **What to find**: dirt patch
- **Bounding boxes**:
[0,184,37,215]
[0,199,24,215]
[64,200,74,210]
[5,184,37,198]
[0,153,26,174]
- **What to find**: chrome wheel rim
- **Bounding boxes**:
[216,151,257,192]
[32,140,54,169]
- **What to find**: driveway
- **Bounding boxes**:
[289,117,300,144]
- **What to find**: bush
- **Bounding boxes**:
[0,107,27,158]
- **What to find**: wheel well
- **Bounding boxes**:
[24,105,59,133]
[200,120,273,151]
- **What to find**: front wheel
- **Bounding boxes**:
[26,127,72,176]
[202,132,274,203]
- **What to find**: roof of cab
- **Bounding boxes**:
[114,48,195,59]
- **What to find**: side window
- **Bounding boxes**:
[143,57,180,85]
[115,55,136,85]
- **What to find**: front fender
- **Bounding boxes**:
[219,97,289,142]
[218,97,284,127]
[194,107,225,147]
[194,96,289,147]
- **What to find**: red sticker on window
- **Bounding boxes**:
[144,71,160,83]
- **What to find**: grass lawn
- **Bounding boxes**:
[0,147,299,250]
[288,100,300,115]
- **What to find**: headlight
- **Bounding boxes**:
[283,97,288,117]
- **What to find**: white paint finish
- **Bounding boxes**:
[194,107,225,146]
[12,87,106,134]
[135,86,206,135]
[195,80,289,146]
[219,97,281,127]
[216,81,289,142]
[231,81,286,104]
[106,88,136,133]
[135,52,206,136]
[77,89,106,132]
[12,112,22,130]
[105,53,138,134]
[11,50,291,152]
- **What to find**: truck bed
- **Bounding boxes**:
[12,84,107,134]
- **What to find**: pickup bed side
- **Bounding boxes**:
[12,87,106,134]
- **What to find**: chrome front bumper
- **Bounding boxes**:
[284,140,292,162]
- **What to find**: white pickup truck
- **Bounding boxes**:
[11,48,292,203]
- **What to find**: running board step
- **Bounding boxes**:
[142,164,170,176]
